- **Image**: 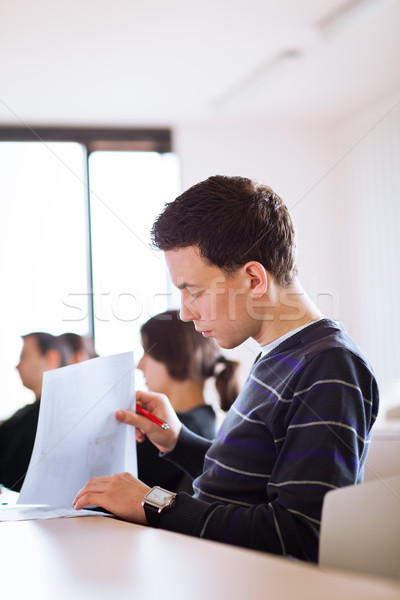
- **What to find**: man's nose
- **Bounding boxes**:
[180,294,199,322]
[179,303,193,322]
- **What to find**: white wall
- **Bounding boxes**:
[174,117,336,382]
[174,96,400,416]
[329,94,400,415]
[3,96,397,422]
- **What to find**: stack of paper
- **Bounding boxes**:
[0,351,137,521]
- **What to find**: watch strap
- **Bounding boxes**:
[143,502,163,527]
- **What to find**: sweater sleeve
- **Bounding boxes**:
[161,425,213,480]
[137,406,215,490]
[159,348,379,562]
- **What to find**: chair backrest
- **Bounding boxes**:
[386,407,400,420]
[319,474,400,580]
[363,429,400,482]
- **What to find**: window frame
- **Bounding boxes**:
[0,126,172,340]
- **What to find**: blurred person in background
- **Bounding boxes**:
[0,332,68,491]
[136,309,240,491]
[59,332,97,365]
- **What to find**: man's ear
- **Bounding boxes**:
[44,348,62,370]
[241,262,268,298]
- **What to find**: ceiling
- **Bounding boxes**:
[0,0,399,128]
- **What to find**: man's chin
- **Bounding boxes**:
[214,338,239,350]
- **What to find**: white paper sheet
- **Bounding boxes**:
[18,352,137,507]
[0,506,111,521]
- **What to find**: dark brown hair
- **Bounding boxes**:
[151,175,297,286]
[22,332,69,367]
[58,333,97,360]
[141,310,240,411]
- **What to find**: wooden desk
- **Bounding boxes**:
[1,516,399,600]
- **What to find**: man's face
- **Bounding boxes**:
[165,246,257,349]
[16,336,48,395]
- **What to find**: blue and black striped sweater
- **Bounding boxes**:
[161,319,379,562]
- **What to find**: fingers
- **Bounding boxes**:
[73,477,108,510]
[115,408,159,436]
[115,409,135,424]
[115,410,147,441]
[73,492,99,511]
[116,391,181,454]
[73,473,150,524]
[136,430,146,443]
[136,390,169,411]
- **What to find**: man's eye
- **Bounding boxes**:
[190,290,203,298]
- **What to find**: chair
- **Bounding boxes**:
[387,406,400,420]
[319,474,400,580]
[363,427,400,482]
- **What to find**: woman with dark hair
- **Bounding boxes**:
[136,309,240,492]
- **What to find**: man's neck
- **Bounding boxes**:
[253,278,323,347]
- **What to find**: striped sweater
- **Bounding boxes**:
[160,319,379,562]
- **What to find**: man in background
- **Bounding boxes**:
[0,332,68,491]
[59,332,97,364]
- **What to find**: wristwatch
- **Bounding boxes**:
[142,486,177,527]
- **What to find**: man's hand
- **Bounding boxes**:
[116,390,182,454]
[73,472,150,524]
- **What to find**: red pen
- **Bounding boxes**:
[136,404,169,430]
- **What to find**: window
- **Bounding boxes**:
[0,128,179,418]
[88,151,180,360]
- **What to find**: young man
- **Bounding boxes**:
[0,332,68,491]
[74,175,379,562]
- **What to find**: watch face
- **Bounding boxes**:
[146,487,174,508]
